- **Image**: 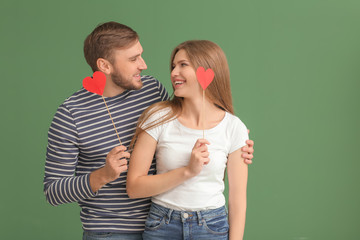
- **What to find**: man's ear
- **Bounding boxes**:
[97,58,112,75]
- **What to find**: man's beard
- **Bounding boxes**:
[111,71,143,91]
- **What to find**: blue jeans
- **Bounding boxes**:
[142,202,229,240]
[83,231,143,240]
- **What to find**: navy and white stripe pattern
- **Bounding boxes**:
[44,76,169,232]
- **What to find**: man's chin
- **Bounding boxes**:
[114,79,143,91]
[128,81,143,91]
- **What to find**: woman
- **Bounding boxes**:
[127,40,249,240]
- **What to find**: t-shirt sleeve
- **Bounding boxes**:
[229,116,249,154]
[141,108,170,141]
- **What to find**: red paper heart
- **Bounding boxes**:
[82,71,106,95]
[196,67,214,90]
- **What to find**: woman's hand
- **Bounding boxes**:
[185,139,210,177]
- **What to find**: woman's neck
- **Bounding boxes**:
[179,97,225,129]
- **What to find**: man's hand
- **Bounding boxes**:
[102,145,130,181]
[90,145,130,193]
[242,129,254,164]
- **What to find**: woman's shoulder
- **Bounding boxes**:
[225,112,245,123]
[225,112,248,132]
[225,112,249,151]
[146,104,172,119]
[140,103,173,129]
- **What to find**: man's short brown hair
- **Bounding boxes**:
[84,22,139,72]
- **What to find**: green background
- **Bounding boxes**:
[1,0,359,239]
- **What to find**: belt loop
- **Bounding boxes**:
[196,211,203,226]
[166,209,173,224]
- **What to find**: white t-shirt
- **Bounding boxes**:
[143,107,248,211]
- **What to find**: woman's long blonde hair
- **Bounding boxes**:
[130,40,234,149]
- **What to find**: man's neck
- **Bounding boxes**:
[102,82,125,98]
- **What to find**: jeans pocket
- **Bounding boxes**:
[202,214,229,235]
[144,211,166,230]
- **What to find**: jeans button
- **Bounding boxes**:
[183,213,189,218]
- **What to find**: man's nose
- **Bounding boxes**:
[139,57,147,70]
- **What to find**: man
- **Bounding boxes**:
[43,21,254,240]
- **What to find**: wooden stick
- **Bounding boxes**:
[102,96,122,145]
[202,90,205,139]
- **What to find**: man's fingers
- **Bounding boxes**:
[119,165,128,172]
[246,139,254,147]
[117,151,130,159]
[118,159,128,167]
[110,145,127,154]
[242,153,253,160]
[242,145,254,154]
[244,158,253,165]
[107,151,130,163]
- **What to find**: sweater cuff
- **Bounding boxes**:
[83,174,98,198]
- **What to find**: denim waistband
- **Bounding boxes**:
[149,202,228,224]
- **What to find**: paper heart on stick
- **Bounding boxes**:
[82,71,122,144]
[83,71,106,95]
[196,67,214,90]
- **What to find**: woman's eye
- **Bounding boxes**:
[181,63,187,67]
